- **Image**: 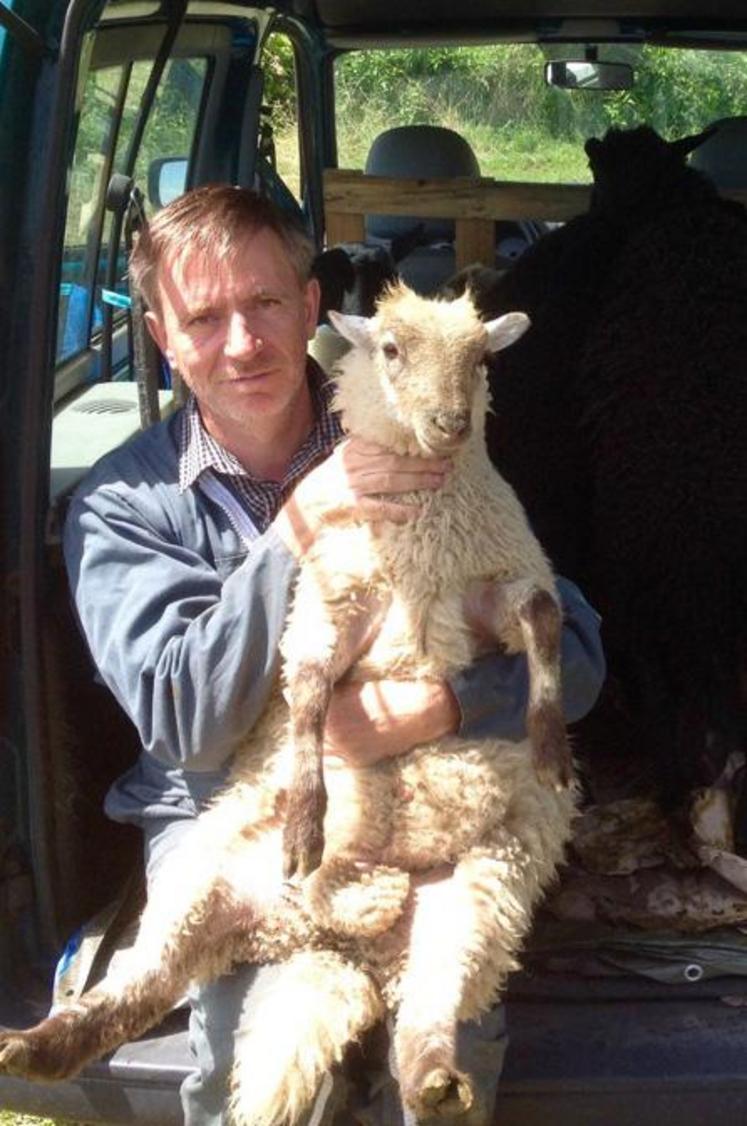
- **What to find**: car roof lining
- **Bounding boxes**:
[99,0,747,45]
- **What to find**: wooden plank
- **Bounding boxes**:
[324,168,591,223]
[322,168,747,247]
[325,209,365,245]
[455,218,495,271]
[724,187,747,207]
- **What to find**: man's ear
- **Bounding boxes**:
[145,310,168,355]
[304,277,322,339]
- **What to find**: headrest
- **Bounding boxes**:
[689,116,747,189]
[364,125,480,242]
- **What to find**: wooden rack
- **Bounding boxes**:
[323,168,747,272]
[324,169,590,271]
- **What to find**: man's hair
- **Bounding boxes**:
[129,184,315,310]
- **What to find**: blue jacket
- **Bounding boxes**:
[63,408,605,827]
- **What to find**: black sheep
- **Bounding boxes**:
[311,242,398,323]
[465,125,747,823]
[311,228,427,324]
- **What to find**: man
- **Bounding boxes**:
[64,184,605,1125]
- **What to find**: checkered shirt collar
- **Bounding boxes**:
[178,359,341,495]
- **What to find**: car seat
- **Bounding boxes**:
[689,115,747,189]
[364,124,479,294]
[364,124,544,294]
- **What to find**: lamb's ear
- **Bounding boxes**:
[485,312,531,353]
[328,310,375,351]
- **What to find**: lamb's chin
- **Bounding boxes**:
[415,431,468,457]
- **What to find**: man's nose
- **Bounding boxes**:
[225,312,262,358]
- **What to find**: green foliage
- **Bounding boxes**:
[324,42,747,182]
[0,1115,84,1125]
[337,44,548,133]
[263,33,297,126]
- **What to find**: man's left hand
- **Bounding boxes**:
[323,679,460,767]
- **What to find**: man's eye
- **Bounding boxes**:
[258,296,281,308]
[188,313,214,326]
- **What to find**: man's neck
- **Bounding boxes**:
[200,383,315,482]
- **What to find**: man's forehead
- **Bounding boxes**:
[158,228,300,298]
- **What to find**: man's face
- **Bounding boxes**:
[147,227,320,437]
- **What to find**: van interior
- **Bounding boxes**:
[1,2,747,1122]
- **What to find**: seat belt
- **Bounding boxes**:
[103,174,164,430]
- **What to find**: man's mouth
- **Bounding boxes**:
[226,370,273,384]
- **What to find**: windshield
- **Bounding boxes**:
[329,43,747,183]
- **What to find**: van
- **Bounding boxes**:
[1,1,746,1122]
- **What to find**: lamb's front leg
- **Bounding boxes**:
[281,585,384,879]
[394,821,570,1122]
[470,577,573,789]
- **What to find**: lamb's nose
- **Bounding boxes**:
[432,410,471,437]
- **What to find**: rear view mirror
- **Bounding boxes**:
[545,60,634,90]
[147,157,188,209]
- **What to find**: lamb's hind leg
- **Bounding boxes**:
[392,867,479,1121]
[0,878,243,1082]
[229,950,384,1126]
[0,797,275,1081]
[394,821,570,1121]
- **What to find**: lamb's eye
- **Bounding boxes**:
[382,341,399,361]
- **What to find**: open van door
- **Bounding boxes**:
[0,1,323,1118]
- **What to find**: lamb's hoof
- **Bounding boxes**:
[0,1023,79,1082]
[533,733,574,793]
[0,1030,33,1077]
[282,784,326,880]
[412,1066,474,1118]
[535,759,573,793]
[282,827,324,881]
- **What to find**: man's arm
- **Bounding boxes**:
[63,436,450,774]
[450,576,605,739]
[322,577,605,765]
[64,487,299,773]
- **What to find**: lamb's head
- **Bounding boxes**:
[329,282,529,457]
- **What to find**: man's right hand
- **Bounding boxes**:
[274,436,450,557]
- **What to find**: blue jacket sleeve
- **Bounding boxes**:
[63,484,299,773]
[448,576,605,741]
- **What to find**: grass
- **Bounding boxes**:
[273,106,593,203]
[334,104,592,183]
[0,1117,55,1125]
[0,1114,88,1125]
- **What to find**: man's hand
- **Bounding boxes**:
[274,437,451,557]
[322,678,461,767]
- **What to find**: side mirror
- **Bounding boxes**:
[147,157,189,210]
[545,60,634,91]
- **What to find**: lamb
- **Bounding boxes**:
[0,283,577,1124]
[449,125,747,823]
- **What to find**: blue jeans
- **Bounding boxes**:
[144,817,508,1126]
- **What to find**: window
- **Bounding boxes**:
[334,44,747,185]
[56,54,208,370]
[259,31,301,204]
[57,65,125,365]
[95,57,208,318]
